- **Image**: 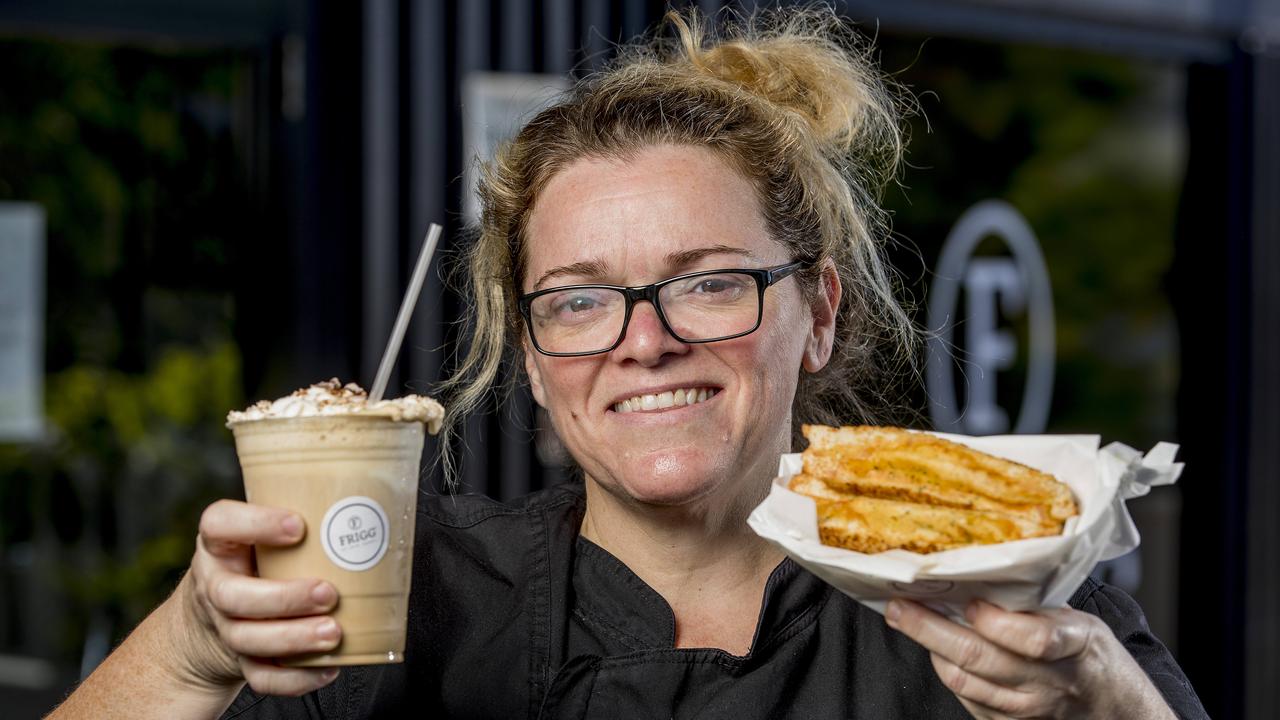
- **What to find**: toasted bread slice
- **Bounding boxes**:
[788,425,1078,554]
[788,474,1058,553]
[788,474,1025,554]
[802,425,1076,525]
[788,473,847,501]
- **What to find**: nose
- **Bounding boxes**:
[611,300,688,367]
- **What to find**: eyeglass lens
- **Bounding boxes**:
[526,271,760,354]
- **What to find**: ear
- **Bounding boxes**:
[802,258,841,373]
[524,338,548,407]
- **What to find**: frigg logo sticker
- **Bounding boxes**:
[321,496,390,571]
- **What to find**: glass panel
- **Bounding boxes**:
[660,272,760,340]
[528,287,626,353]
[0,35,255,694]
[877,33,1186,651]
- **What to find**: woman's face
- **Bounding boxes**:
[522,144,837,512]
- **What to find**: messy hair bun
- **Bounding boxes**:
[441,6,919,480]
[674,9,902,184]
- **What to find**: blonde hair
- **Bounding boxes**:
[439,7,919,482]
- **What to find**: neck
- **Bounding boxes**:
[579,475,783,655]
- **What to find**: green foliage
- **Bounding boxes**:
[0,37,249,660]
[44,343,243,445]
[0,38,245,371]
[0,343,245,653]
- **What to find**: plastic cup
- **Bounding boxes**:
[230,414,424,666]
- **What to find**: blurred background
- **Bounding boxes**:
[0,0,1276,717]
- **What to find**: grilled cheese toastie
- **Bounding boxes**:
[789,425,1078,554]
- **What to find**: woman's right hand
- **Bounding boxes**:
[178,499,342,696]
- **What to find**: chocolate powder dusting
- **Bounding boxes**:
[226,378,444,433]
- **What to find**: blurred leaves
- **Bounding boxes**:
[51,343,243,620]
[45,343,242,446]
[0,38,245,370]
[0,37,250,660]
[66,533,190,617]
[0,343,245,654]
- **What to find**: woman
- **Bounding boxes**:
[52,9,1205,719]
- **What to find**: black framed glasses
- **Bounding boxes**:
[517,261,806,357]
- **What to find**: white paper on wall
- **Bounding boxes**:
[0,202,45,442]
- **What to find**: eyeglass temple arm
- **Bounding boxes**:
[765,260,807,285]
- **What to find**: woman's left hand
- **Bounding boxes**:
[884,598,1176,720]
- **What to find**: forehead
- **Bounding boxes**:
[522,145,776,288]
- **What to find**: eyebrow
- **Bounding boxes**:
[533,260,610,290]
[532,244,756,290]
[665,244,755,267]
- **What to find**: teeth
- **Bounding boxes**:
[612,387,718,413]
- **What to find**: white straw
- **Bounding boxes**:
[368,223,442,403]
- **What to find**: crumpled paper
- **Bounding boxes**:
[746,433,1182,619]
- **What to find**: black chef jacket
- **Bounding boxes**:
[220,482,1207,719]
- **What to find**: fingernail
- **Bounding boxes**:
[311,582,336,606]
[316,619,340,641]
[885,600,902,625]
[965,601,979,624]
[320,668,339,684]
[282,514,304,538]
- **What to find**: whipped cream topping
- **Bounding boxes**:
[226,378,443,433]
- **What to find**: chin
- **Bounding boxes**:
[608,449,730,507]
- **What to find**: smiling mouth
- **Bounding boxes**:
[612,387,720,414]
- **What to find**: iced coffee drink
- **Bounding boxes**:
[227,379,443,666]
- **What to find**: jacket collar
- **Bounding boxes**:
[571,535,831,658]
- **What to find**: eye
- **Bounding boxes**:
[560,295,598,313]
[537,288,618,325]
[675,273,750,302]
[693,278,735,294]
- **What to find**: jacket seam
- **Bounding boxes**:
[752,584,834,659]
[571,605,648,652]
[573,540,677,642]
[1068,576,1102,609]
[527,502,553,719]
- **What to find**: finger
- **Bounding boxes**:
[192,533,254,585]
[931,653,1042,719]
[966,600,1093,662]
[205,570,337,619]
[240,657,339,697]
[956,696,1005,720]
[885,600,1036,686]
[199,500,305,555]
[221,616,342,658]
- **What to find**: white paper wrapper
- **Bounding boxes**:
[746,433,1182,619]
